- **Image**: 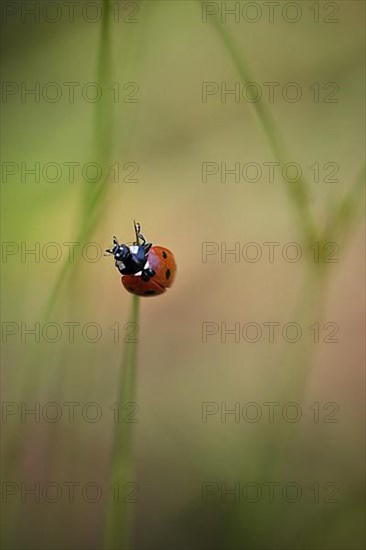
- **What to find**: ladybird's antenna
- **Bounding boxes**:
[105,236,119,256]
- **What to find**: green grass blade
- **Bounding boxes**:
[205,7,316,244]
[103,294,140,550]
[325,163,365,242]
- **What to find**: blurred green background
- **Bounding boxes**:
[1,1,365,549]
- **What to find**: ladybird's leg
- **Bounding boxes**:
[141,267,155,281]
[133,221,142,244]
[140,267,156,282]
[134,221,148,246]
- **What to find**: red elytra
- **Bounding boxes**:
[122,246,176,297]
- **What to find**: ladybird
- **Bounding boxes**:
[106,222,176,297]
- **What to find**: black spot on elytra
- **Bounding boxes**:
[128,287,135,292]
[144,290,156,295]
[162,251,167,259]
[165,269,171,280]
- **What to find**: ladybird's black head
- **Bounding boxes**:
[113,244,130,261]
[106,226,153,276]
[105,237,131,262]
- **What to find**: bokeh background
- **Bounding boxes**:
[1,1,365,549]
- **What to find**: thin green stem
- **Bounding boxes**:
[95,0,112,153]
[19,0,114,392]
[9,13,115,534]
[325,163,365,243]
[84,0,113,222]
[35,0,114,327]
[103,294,140,550]
[207,10,316,245]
